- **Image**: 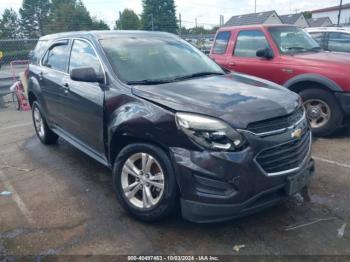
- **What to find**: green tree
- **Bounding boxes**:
[303,11,312,19]
[46,0,98,33]
[0,8,21,39]
[141,0,178,33]
[19,0,51,38]
[115,9,140,30]
[92,18,110,30]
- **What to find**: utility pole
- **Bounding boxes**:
[255,0,257,13]
[179,13,182,36]
[195,18,197,28]
[337,0,343,26]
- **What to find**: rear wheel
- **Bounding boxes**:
[113,143,178,222]
[32,101,59,145]
[300,89,343,137]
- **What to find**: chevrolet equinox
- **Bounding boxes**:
[28,31,314,223]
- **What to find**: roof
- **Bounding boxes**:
[307,17,333,27]
[311,3,350,13]
[306,27,350,33]
[218,24,295,32]
[280,13,304,24]
[40,30,177,41]
[224,10,279,27]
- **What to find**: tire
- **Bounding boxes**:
[32,101,59,145]
[299,88,343,137]
[113,143,178,222]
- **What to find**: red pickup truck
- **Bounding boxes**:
[210,25,350,136]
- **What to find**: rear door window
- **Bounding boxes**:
[327,32,350,53]
[42,41,69,72]
[233,30,270,58]
[212,31,231,54]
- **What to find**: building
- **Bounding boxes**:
[311,3,350,25]
[308,17,333,27]
[224,10,282,27]
[280,13,309,28]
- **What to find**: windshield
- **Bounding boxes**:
[100,36,224,84]
[268,26,320,55]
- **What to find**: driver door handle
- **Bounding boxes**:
[228,62,236,66]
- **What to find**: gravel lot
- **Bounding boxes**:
[0,105,349,257]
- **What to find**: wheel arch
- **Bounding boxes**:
[284,74,342,94]
[28,91,37,107]
[109,133,171,168]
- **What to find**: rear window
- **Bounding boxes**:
[42,41,69,72]
[212,31,231,54]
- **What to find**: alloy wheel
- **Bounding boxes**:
[33,107,45,138]
[304,99,331,129]
[121,152,165,209]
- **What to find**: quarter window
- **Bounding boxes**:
[213,31,231,54]
[234,30,270,58]
[42,42,69,72]
[328,32,350,53]
[69,39,102,74]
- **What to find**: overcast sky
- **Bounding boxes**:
[0,0,349,28]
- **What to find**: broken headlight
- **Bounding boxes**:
[175,112,247,151]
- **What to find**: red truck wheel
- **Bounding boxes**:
[300,89,343,137]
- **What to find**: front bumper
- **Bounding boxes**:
[170,126,314,223]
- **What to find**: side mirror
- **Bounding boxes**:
[256,48,274,59]
[70,67,104,84]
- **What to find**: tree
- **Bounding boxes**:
[46,0,100,33]
[141,0,178,33]
[0,8,21,39]
[115,9,140,30]
[19,0,51,38]
[92,18,110,30]
[303,11,312,19]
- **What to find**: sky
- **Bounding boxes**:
[0,0,349,28]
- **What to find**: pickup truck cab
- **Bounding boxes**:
[210,25,350,136]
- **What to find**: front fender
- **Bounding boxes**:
[106,96,196,164]
[284,73,343,92]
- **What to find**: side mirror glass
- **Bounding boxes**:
[70,67,104,84]
[256,47,274,59]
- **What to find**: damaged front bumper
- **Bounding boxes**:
[170,130,315,223]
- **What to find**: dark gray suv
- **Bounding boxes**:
[28,31,314,223]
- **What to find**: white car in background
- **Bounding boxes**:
[306,27,350,53]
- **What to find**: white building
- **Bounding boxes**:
[311,3,350,25]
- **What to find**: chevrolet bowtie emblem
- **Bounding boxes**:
[291,128,303,139]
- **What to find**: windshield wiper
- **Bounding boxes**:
[308,46,322,52]
[126,79,174,85]
[172,72,225,81]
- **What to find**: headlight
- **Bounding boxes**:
[175,112,247,151]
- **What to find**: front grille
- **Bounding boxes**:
[256,131,311,175]
[247,107,304,135]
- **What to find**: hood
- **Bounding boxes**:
[131,73,300,128]
[292,51,350,69]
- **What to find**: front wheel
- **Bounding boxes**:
[113,143,178,222]
[300,89,343,137]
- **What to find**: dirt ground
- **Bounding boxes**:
[0,104,349,258]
